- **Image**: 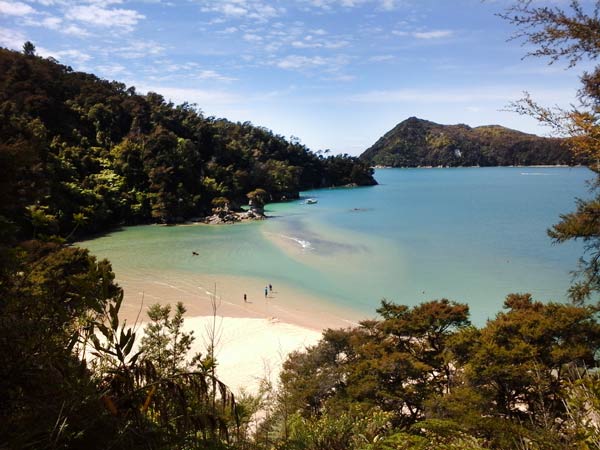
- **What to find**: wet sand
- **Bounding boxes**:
[116,270,365,394]
[117,270,364,331]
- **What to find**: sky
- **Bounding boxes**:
[0,0,590,155]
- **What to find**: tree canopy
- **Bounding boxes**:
[0,46,375,237]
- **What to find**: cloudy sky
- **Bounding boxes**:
[0,0,587,155]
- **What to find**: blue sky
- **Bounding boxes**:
[0,0,587,155]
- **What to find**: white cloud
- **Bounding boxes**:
[23,14,91,37]
[302,0,397,10]
[139,85,241,106]
[61,24,90,36]
[162,61,201,72]
[392,29,455,40]
[0,27,27,50]
[369,54,394,62]
[291,37,349,49]
[326,73,356,82]
[198,69,237,82]
[413,30,453,39]
[66,4,145,30]
[0,1,35,16]
[349,86,576,105]
[54,48,92,63]
[276,54,328,69]
[111,40,165,58]
[35,46,92,65]
[243,33,263,42]
[222,3,247,16]
[200,1,284,22]
[380,0,394,10]
[41,16,62,29]
[97,63,128,77]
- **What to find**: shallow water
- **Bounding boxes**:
[82,167,593,326]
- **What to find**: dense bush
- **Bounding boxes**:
[0,47,375,237]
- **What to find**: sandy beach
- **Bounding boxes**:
[175,316,322,394]
[116,270,364,394]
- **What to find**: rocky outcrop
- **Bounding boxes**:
[200,209,266,225]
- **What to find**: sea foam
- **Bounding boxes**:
[281,234,313,250]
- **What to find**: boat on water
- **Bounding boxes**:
[305,198,318,204]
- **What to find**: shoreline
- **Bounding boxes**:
[116,270,364,332]
[116,271,363,394]
[372,164,580,169]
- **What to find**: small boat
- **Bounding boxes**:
[305,198,318,204]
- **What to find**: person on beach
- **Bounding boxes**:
[244,293,247,302]
[269,283,272,292]
[264,287,268,298]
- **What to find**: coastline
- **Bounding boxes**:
[372,164,579,169]
[116,271,364,394]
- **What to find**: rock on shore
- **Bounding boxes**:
[201,210,266,225]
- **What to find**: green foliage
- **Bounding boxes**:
[562,371,600,449]
[247,188,269,207]
[360,117,577,168]
[548,197,600,303]
[22,41,35,56]
[273,296,600,450]
[0,47,375,238]
[278,299,471,428]
[284,405,393,450]
[91,298,239,449]
[0,226,241,449]
[0,242,124,449]
[140,302,205,377]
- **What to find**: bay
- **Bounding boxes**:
[82,167,593,326]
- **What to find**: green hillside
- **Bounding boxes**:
[360,117,577,167]
[0,47,375,238]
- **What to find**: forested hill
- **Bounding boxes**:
[0,47,375,238]
[360,116,576,167]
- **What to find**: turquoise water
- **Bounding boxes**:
[82,167,593,325]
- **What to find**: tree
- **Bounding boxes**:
[247,188,268,205]
[501,1,600,303]
[22,41,35,56]
[465,294,600,434]
[277,300,471,430]
[140,302,202,377]
[0,242,125,449]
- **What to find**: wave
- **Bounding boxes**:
[520,172,551,176]
[280,234,314,250]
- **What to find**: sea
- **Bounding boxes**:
[81,167,594,326]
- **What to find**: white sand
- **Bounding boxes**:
[181,316,322,395]
[116,273,362,395]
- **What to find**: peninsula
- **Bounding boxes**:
[360,116,578,167]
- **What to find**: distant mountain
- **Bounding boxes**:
[359,117,578,167]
